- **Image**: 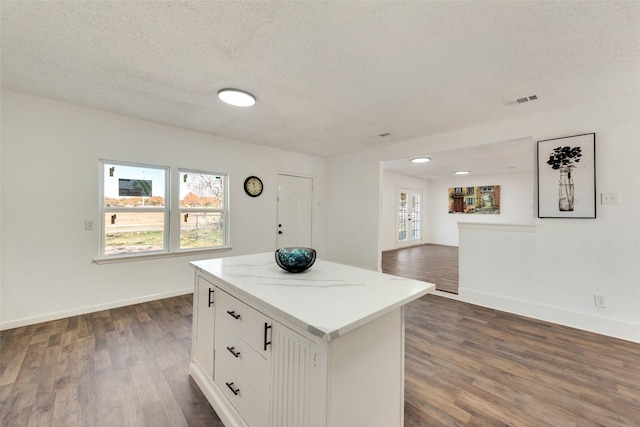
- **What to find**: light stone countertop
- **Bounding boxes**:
[192,252,435,341]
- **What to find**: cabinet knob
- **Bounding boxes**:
[226,310,241,320]
[208,288,214,307]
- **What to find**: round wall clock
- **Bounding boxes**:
[243,176,263,197]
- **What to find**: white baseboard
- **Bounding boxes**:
[431,289,640,344]
[0,288,193,331]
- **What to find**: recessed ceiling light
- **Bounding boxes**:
[411,157,431,164]
[454,171,470,175]
[218,88,256,107]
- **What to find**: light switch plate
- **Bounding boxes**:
[85,220,95,231]
[601,192,619,205]
[594,294,606,308]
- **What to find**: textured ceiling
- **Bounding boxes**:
[2,1,640,161]
[384,138,534,181]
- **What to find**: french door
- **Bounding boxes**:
[396,188,422,248]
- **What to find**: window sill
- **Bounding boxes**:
[93,246,233,264]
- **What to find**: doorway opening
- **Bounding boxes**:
[381,244,459,294]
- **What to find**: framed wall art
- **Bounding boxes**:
[448,185,500,214]
[537,133,596,218]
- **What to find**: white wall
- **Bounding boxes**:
[324,153,380,269]
[325,93,640,343]
[458,222,640,343]
[380,171,429,251]
[427,171,534,246]
[0,90,325,329]
[4,89,639,343]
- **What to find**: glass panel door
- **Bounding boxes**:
[397,188,423,248]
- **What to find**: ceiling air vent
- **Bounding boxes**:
[504,94,538,106]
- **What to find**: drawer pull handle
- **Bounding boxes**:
[226,346,240,358]
[226,382,240,396]
[227,310,241,320]
[264,323,272,351]
[208,288,214,307]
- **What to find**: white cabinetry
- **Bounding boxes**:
[214,289,272,427]
[190,253,434,427]
[269,321,316,427]
[192,275,215,379]
[191,276,314,427]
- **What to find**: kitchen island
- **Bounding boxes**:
[190,252,434,427]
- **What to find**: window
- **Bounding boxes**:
[102,161,168,256]
[179,170,227,249]
[100,161,228,258]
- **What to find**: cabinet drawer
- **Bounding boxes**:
[216,342,270,427]
[216,289,272,357]
[215,327,270,388]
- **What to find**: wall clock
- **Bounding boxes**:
[243,176,263,197]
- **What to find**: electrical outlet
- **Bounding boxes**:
[594,294,606,308]
[85,220,95,231]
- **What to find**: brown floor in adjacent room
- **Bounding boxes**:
[2,295,640,426]
[382,244,459,294]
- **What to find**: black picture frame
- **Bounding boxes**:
[537,133,596,218]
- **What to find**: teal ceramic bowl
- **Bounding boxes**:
[275,247,316,273]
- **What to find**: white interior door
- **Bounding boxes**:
[277,174,313,248]
[396,188,423,248]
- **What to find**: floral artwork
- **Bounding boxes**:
[546,146,582,211]
[537,133,596,218]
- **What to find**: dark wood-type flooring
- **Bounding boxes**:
[0,295,223,427]
[383,244,459,294]
[2,294,640,426]
[404,296,640,426]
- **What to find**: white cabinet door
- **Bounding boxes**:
[194,275,216,378]
[270,322,316,427]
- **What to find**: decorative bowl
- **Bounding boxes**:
[275,247,316,273]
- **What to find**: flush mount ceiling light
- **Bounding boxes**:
[217,88,256,107]
[454,171,470,175]
[411,157,431,164]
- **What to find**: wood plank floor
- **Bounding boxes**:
[382,244,459,294]
[0,295,223,427]
[2,294,640,426]
[404,296,640,426]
